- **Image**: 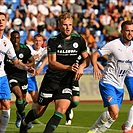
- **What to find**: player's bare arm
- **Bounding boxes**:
[91,51,102,80]
[13,58,35,74]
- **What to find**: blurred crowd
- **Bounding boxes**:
[1,0,133,73]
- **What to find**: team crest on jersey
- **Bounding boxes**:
[73,42,78,48]
[19,53,24,58]
[107,96,112,102]
[3,40,7,46]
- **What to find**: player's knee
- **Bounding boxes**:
[109,111,119,120]
[71,101,79,108]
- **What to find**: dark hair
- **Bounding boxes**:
[34,34,44,39]
[11,30,20,37]
[121,20,133,30]
[0,12,6,17]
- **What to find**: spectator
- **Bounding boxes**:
[124,0,133,14]
[43,11,58,39]
[105,1,116,16]
[73,12,80,27]
[102,19,119,43]
[81,27,96,54]
[98,0,107,14]
[81,11,90,28]
[49,0,62,18]
[37,0,49,16]
[5,13,12,33]
[86,0,99,13]
[124,10,132,21]
[27,0,38,16]
[109,0,118,5]
[112,9,121,23]
[88,12,100,35]
[12,9,25,31]
[37,12,46,34]
[45,11,57,31]
[24,12,38,32]
[115,0,124,14]
[99,9,112,31]
[17,0,28,22]
[85,4,95,17]
[62,0,74,16]
[0,0,8,13]
[73,20,86,34]
[72,0,83,17]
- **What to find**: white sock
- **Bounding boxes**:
[0,110,10,133]
[124,105,133,132]
[90,111,115,133]
[98,111,115,133]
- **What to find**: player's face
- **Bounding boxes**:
[58,18,73,38]
[11,33,20,47]
[122,24,133,42]
[34,37,43,50]
[0,14,6,31]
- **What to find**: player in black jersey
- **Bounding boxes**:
[20,12,90,133]
[65,55,83,125]
[4,31,34,128]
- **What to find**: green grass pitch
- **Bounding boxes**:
[6,102,131,133]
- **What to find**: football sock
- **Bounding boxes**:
[66,101,79,120]
[43,111,63,133]
[24,109,39,124]
[0,110,10,132]
[16,99,25,117]
[71,101,79,108]
[23,100,28,107]
[98,116,115,132]
[124,105,133,132]
[66,108,71,121]
[90,111,115,132]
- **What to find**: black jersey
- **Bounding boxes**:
[4,44,32,80]
[46,32,87,83]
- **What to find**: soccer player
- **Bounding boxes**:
[4,30,34,128]
[87,20,133,133]
[122,73,133,133]
[65,80,80,125]
[0,12,34,133]
[65,55,104,126]
[19,12,90,133]
[27,34,48,124]
[65,55,83,125]
[95,56,133,133]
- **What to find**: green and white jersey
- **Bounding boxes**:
[98,38,133,88]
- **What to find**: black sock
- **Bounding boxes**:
[66,107,71,121]
[25,109,39,124]
[23,100,28,107]
[43,111,63,133]
[16,100,25,117]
